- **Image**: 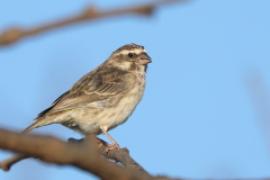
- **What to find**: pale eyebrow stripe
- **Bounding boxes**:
[114,49,145,56]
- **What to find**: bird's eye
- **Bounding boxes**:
[128,53,136,58]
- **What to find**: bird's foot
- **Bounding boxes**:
[106,143,120,152]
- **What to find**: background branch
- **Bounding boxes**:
[0,0,187,47]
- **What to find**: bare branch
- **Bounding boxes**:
[0,0,188,47]
[0,129,181,180]
[0,154,28,171]
[0,137,148,175]
[0,129,146,179]
[70,137,149,175]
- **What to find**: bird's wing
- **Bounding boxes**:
[37,67,134,118]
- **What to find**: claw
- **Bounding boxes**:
[100,126,121,147]
[105,142,120,154]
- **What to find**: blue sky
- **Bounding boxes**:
[1,0,270,179]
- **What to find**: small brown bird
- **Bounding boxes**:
[24,43,151,146]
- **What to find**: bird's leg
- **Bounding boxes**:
[100,126,120,149]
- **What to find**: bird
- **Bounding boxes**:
[23,43,151,147]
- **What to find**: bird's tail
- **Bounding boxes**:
[22,116,58,134]
[22,120,42,133]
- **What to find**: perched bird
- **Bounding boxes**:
[24,43,151,146]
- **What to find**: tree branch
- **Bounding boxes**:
[0,0,188,47]
[0,129,181,180]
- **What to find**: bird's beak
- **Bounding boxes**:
[138,53,152,65]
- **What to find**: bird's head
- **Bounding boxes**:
[107,43,152,73]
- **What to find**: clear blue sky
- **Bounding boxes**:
[1,0,270,179]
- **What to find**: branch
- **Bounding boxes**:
[0,129,181,180]
[0,0,188,47]
[0,137,148,174]
[0,154,28,171]
[70,137,149,175]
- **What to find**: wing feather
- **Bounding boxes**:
[37,67,134,118]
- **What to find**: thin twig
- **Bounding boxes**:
[0,0,188,47]
[0,154,28,171]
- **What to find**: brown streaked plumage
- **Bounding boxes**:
[24,43,151,146]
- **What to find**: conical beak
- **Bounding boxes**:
[138,53,152,65]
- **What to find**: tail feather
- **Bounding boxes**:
[22,121,40,133]
[22,116,57,133]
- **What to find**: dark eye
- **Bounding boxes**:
[128,53,136,58]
